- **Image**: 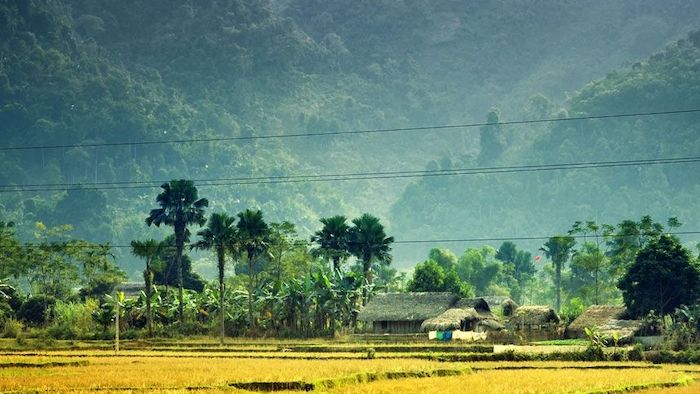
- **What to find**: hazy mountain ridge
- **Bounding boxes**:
[389,32,700,263]
[1,0,699,274]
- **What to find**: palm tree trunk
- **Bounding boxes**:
[175,224,185,322]
[217,247,225,346]
[555,260,562,313]
[594,267,599,305]
[362,257,371,306]
[247,252,255,332]
[145,260,153,337]
[333,256,340,274]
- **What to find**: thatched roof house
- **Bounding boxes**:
[421,308,479,332]
[114,282,144,297]
[566,305,642,344]
[421,307,505,333]
[454,297,492,313]
[482,296,519,317]
[358,292,458,334]
[510,306,561,326]
[507,305,562,340]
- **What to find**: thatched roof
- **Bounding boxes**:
[479,296,519,317]
[454,297,491,313]
[114,282,144,297]
[357,292,458,322]
[511,306,561,325]
[481,296,515,307]
[420,308,480,332]
[567,305,626,333]
[566,305,641,343]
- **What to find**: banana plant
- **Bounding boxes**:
[104,291,125,352]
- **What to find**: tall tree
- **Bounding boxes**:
[618,235,700,317]
[540,235,576,312]
[347,214,394,306]
[478,108,504,165]
[496,242,536,304]
[311,215,350,274]
[236,209,270,331]
[130,239,163,337]
[193,212,235,345]
[145,180,208,322]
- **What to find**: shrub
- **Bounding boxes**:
[0,302,13,324]
[366,348,376,359]
[17,295,56,326]
[1,318,23,338]
[627,344,645,361]
[561,297,585,324]
[46,300,99,339]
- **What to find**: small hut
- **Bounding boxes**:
[420,308,480,332]
[508,305,562,340]
[357,292,458,334]
[114,282,144,298]
[454,298,492,314]
[481,296,519,317]
[566,305,642,344]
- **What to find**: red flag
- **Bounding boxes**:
[534,255,542,262]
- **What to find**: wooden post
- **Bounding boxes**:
[115,301,120,353]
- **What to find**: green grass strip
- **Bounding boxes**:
[230,367,470,391]
[583,375,694,394]
[0,360,89,368]
[471,365,661,371]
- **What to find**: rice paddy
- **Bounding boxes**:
[1,339,698,393]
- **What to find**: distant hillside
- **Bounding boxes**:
[389,32,700,264]
[1,0,699,274]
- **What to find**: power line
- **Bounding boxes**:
[1,108,698,152]
[1,155,698,193]
[7,230,700,249]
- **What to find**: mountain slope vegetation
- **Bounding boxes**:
[1,0,699,273]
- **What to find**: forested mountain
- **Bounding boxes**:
[1,0,699,275]
[390,32,700,260]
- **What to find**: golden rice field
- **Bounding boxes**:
[1,347,698,393]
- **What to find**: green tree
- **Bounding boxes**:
[310,215,350,274]
[457,246,502,295]
[478,108,503,165]
[193,212,236,344]
[540,235,576,312]
[570,242,608,305]
[236,209,270,331]
[408,260,445,292]
[130,239,163,337]
[347,214,394,306]
[145,180,209,322]
[151,234,206,292]
[606,216,668,276]
[428,248,458,272]
[618,235,700,318]
[0,220,21,280]
[496,242,536,303]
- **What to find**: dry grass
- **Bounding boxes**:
[327,369,690,394]
[0,351,695,393]
[0,355,457,392]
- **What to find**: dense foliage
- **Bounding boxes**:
[618,236,700,318]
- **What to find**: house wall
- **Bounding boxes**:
[510,323,562,341]
[373,320,422,334]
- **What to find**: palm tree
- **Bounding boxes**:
[540,235,576,313]
[311,215,350,274]
[236,209,270,331]
[130,239,163,337]
[347,214,394,306]
[193,212,236,345]
[145,180,208,321]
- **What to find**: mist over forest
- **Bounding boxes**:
[2,0,700,280]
